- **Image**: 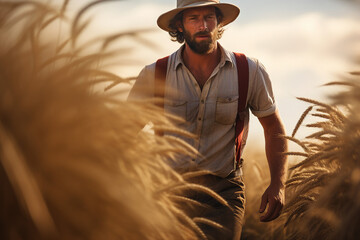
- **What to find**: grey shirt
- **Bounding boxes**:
[128,44,276,177]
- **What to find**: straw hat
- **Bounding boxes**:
[157,0,240,32]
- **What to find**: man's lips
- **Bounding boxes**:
[195,34,210,39]
[195,31,211,39]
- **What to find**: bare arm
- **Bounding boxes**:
[257,110,288,222]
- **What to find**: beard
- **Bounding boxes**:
[183,29,217,55]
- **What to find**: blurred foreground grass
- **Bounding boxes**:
[0,1,227,239]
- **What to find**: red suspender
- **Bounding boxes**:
[233,53,249,167]
[155,56,169,108]
[154,53,249,166]
[154,56,169,136]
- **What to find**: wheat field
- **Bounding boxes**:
[1,1,360,240]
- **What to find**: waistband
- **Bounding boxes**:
[226,167,243,179]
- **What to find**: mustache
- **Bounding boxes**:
[194,31,211,37]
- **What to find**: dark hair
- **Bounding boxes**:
[168,7,224,43]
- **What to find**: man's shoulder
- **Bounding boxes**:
[245,56,260,72]
[147,49,179,70]
[142,62,156,73]
[241,55,268,74]
[229,52,261,73]
[223,47,259,69]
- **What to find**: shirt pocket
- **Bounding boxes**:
[215,96,238,125]
[165,100,187,122]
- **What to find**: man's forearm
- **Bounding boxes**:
[264,121,288,187]
[259,110,288,185]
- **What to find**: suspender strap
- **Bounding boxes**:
[154,56,169,136]
[233,52,249,166]
[155,56,169,108]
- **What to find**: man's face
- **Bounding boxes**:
[180,6,219,54]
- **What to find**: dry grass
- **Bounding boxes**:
[240,75,360,240]
[0,1,226,239]
[283,75,360,240]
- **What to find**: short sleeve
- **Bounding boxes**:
[247,58,276,118]
[127,63,156,101]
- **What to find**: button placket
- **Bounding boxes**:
[196,82,210,137]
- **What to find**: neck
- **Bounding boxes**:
[181,42,222,88]
[182,42,221,69]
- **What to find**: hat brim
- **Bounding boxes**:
[157,2,240,32]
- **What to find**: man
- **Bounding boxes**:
[128,0,288,239]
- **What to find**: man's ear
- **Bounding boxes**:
[176,21,183,32]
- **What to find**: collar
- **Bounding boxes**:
[173,43,234,70]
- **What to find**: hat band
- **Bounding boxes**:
[178,0,219,8]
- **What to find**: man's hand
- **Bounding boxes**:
[259,183,285,222]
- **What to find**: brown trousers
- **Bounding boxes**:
[183,170,246,240]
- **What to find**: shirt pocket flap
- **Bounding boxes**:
[215,96,238,125]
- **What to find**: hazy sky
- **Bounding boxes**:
[124,0,359,21]
[65,0,360,144]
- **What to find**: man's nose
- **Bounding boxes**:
[198,19,208,31]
